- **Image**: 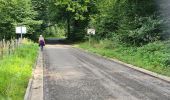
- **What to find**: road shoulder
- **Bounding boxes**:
[24,51,43,100]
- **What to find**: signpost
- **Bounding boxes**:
[16,26,27,40]
[87,29,95,45]
[87,29,95,35]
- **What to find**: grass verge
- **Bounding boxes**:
[76,40,170,77]
[0,40,38,100]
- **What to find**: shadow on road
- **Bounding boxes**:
[45,38,73,45]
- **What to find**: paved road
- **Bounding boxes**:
[43,45,170,100]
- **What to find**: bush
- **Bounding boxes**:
[118,16,163,46]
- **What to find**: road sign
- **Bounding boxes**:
[16,26,27,40]
[87,29,95,35]
[16,26,27,34]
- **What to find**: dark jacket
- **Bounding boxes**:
[39,40,45,46]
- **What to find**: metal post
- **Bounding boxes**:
[21,26,22,40]
[89,34,91,46]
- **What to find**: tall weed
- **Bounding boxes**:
[0,41,38,99]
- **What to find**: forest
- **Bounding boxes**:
[0,0,170,74]
[0,0,167,42]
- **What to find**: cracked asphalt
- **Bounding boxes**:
[43,45,170,100]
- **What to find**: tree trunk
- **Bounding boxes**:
[67,14,71,40]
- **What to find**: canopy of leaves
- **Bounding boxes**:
[45,0,98,40]
[0,0,166,44]
[0,0,42,40]
[90,0,162,46]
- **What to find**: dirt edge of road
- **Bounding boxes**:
[24,51,43,100]
[73,46,170,83]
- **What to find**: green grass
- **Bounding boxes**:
[0,41,38,100]
[77,39,170,76]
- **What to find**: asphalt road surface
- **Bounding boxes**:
[43,45,170,100]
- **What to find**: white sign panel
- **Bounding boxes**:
[16,26,27,34]
[16,27,21,33]
[87,29,95,35]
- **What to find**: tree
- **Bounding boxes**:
[46,0,98,40]
[0,0,42,40]
[90,0,161,46]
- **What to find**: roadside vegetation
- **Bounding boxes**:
[78,39,170,76]
[0,40,38,99]
[44,24,66,39]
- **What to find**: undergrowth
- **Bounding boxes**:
[0,40,38,100]
[78,39,170,76]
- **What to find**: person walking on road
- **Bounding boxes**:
[39,35,45,51]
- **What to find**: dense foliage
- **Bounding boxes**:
[0,0,42,40]
[31,0,166,45]
[0,0,165,44]
[0,0,168,43]
[30,0,97,40]
[91,0,163,46]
